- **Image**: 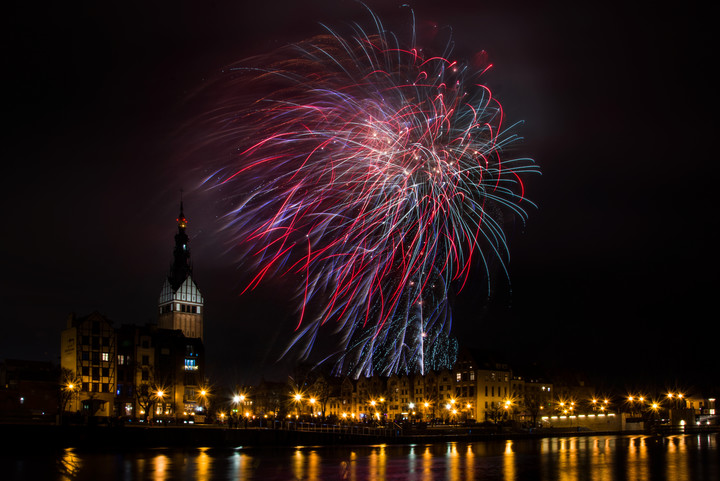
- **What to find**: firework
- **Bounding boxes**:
[198,7,539,377]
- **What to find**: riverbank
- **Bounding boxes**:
[2,422,718,451]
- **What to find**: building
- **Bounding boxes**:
[60,202,206,422]
[0,359,58,423]
[60,311,117,418]
[313,348,554,424]
[158,202,205,341]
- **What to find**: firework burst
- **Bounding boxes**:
[198,7,539,377]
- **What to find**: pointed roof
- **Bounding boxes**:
[168,200,192,291]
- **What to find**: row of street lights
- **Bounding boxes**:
[61,379,694,423]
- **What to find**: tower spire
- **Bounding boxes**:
[169,197,191,290]
[158,197,205,340]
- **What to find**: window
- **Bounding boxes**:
[118,354,125,365]
[470,372,475,381]
[142,355,149,365]
[102,352,109,362]
[456,373,461,382]
[184,358,198,371]
[142,370,149,381]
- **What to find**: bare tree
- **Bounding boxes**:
[59,368,81,422]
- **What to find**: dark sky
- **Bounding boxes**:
[4,1,716,392]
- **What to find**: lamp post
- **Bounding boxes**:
[232,393,249,427]
[156,390,165,424]
[293,393,303,419]
[65,383,78,413]
[504,399,514,423]
[309,397,317,419]
[197,388,210,422]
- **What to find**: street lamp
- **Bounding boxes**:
[155,390,165,422]
[293,392,303,418]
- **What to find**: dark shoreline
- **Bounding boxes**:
[2,423,717,452]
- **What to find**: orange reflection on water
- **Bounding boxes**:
[503,440,515,481]
[59,448,81,481]
[153,453,169,481]
[590,436,611,481]
[422,445,433,480]
[626,436,649,480]
[447,442,459,481]
[465,442,475,480]
[665,435,689,481]
[196,447,210,481]
[367,444,387,480]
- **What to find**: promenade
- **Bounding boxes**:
[2,421,717,451]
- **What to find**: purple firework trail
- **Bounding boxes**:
[197,7,539,377]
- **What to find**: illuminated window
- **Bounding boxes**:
[102,352,109,362]
[184,359,198,371]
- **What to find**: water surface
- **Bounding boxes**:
[8,433,718,480]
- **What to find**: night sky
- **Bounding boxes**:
[4,1,716,392]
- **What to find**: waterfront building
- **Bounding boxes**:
[59,202,206,423]
[60,311,117,418]
[0,359,57,423]
[158,202,204,341]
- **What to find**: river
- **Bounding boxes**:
[7,433,718,480]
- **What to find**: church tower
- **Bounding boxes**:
[158,201,204,340]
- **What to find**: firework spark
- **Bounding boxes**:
[198,7,539,377]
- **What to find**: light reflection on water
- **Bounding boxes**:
[14,433,719,481]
